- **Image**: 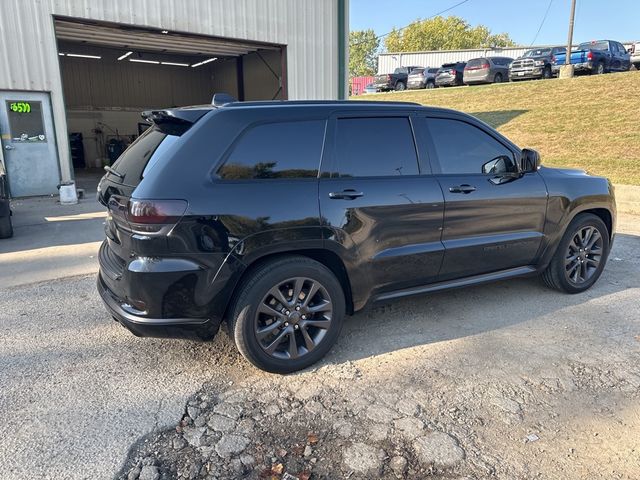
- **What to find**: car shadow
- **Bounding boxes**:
[470,109,528,129]
[324,232,638,366]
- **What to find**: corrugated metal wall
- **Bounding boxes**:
[378,47,543,73]
[0,0,343,183]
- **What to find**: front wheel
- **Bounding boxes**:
[394,81,406,91]
[229,256,345,373]
[542,213,610,294]
[493,73,503,83]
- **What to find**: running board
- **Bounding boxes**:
[373,266,537,303]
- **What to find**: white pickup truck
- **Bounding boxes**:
[630,41,640,70]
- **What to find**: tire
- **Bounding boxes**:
[229,256,346,374]
[634,63,640,71]
[541,213,610,294]
[593,61,605,75]
[394,81,406,91]
[493,73,503,83]
[542,65,552,79]
[0,214,13,239]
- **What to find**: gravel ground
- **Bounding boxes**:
[0,217,638,479]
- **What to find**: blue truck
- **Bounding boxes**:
[552,40,631,75]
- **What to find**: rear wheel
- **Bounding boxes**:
[594,61,605,75]
[542,213,609,294]
[0,214,13,239]
[395,81,406,91]
[229,256,345,373]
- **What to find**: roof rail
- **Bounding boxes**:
[211,93,237,107]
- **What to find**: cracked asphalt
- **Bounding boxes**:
[1,196,639,479]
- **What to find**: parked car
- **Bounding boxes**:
[629,41,640,70]
[509,47,566,80]
[0,160,12,239]
[374,66,422,91]
[407,67,439,89]
[97,96,616,373]
[463,57,513,85]
[553,40,631,75]
[363,83,378,94]
[435,62,466,87]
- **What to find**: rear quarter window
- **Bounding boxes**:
[109,128,178,186]
[217,120,326,180]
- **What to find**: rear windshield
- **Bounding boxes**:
[578,41,609,51]
[440,63,456,69]
[523,48,552,57]
[466,58,488,67]
[108,128,178,186]
[410,68,424,74]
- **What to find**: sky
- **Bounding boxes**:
[350,0,640,48]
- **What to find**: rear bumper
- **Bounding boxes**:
[96,239,238,340]
[98,272,221,340]
[435,78,458,87]
[552,61,593,73]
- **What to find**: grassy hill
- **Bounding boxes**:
[357,71,640,185]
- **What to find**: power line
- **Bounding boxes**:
[352,0,472,46]
[529,0,554,47]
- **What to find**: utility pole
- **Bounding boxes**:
[560,0,577,78]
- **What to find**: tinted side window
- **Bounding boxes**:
[426,118,514,175]
[218,120,325,179]
[335,117,418,177]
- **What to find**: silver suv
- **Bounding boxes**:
[407,67,439,89]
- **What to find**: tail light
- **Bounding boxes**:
[126,198,188,234]
[387,74,392,81]
[587,51,593,60]
[450,69,456,75]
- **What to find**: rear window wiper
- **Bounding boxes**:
[104,165,125,180]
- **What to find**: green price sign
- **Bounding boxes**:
[9,102,31,113]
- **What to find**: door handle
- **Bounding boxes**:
[328,189,364,200]
[4,145,15,150]
[449,184,476,194]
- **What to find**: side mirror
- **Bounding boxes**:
[520,148,540,173]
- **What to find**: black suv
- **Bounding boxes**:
[97,97,616,373]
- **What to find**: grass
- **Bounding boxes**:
[355,71,640,185]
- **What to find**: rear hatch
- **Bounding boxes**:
[436,64,458,82]
[464,58,490,81]
[97,106,211,278]
[407,68,425,85]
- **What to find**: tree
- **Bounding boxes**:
[384,16,515,52]
[349,29,380,77]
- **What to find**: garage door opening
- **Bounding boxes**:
[54,17,286,173]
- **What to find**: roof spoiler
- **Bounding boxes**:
[141,109,208,136]
[211,93,238,107]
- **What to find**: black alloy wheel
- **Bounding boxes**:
[230,256,345,373]
[542,213,610,294]
[564,226,604,285]
[255,277,333,360]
